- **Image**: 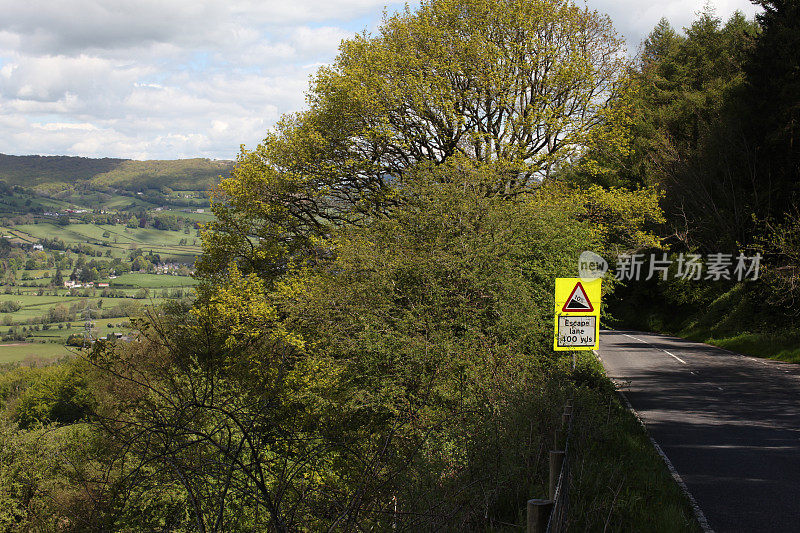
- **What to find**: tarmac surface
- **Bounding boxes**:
[597,330,800,533]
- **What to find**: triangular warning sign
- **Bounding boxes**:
[562,282,594,312]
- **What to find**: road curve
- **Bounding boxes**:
[597,330,800,533]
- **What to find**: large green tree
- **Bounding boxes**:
[199,0,630,281]
[91,168,662,531]
[82,1,667,530]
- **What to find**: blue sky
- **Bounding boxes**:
[0,0,761,160]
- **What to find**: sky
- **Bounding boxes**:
[0,0,762,161]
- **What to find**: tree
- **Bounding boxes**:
[199,0,629,280]
[79,267,99,283]
[641,18,682,68]
[90,164,663,530]
[83,1,666,529]
[745,0,800,221]
[571,9,760,250]
[131,256,149,272]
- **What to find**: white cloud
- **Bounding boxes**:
[1,54,150,104]
[0,0,761,160]
[591,0,762,53]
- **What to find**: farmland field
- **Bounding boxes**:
[110,273,198,288]
[0,342,74,363]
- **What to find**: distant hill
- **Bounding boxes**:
[0,154,126,185]
[0,154,234,190]
[90,158,234,191]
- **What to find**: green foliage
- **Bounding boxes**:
[568,8,762,251]
[0,154,125,185]
[88,158,665,530]
[0,301,21,313]
[580,6,800,345]
[0,0,737,530]
[0,419,98,532]
[0,361,104,530]
[90,158,232,191]
[13,359,94,428]
[759,212,800,306]
[607,269,800,363]
[138,0,672,527]
[198,0,630,281]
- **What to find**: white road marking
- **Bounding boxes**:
[623,333,687,364]
[663,350,687,364]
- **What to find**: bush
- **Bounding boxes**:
[0,301,21,313]
[8,361,94,429]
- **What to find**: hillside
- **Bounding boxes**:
[90,158,234,190]
[0,154,234,190]
[0,154,125,185]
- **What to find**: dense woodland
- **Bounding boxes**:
[0,0,798,531]
[600,0,800,353]
[0,155,232,190]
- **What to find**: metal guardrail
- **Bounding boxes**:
[526,398,573,533]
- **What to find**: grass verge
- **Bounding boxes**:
[682,328,800,363]
[565,352,702,532]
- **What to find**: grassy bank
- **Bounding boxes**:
[610,279,800,364]
[682,328,800,363]
[563,353,701,532]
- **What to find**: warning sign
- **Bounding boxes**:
[562,282,593,312]
[553,278,601,351]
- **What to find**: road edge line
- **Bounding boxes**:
[592,349,714,533]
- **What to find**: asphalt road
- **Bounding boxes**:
[597,330,800,533]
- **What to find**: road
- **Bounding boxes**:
[597,330,800,533]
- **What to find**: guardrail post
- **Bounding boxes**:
[527,499,553,533]
[549,450,565,500]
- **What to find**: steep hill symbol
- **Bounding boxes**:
[562,282,594,312]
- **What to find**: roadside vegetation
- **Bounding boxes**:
[568,354,701,532]
[610,278,800,363]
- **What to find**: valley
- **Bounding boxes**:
[0,154,230,362]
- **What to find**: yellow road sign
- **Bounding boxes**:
[553,278,601,351]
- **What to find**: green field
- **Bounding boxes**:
[102,195,154,210]
[0,160,210,355]
[28,317,133,342]
[2,223,203,258]
[0,342,74,363]
[110,273,198,288]
[160,209,216,223]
